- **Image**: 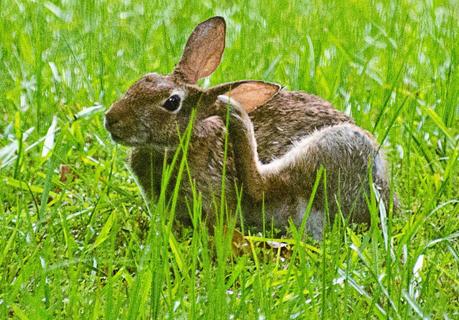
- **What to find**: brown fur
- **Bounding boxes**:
[104,16,392,238]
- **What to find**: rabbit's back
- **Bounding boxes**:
[250,90,353,162]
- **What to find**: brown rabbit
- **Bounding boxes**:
[104,16,391,238]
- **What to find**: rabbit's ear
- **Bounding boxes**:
[208,81,280,112]
[172,16,226,84]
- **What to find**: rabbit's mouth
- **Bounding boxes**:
[110,132,176,151]
[109,132,132,145]
[109,132,124,142]
[109,131,150,147]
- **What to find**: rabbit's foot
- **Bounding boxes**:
[217,95,251,135]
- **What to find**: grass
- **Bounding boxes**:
[1,0,458,318]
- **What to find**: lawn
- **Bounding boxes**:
[1,0,458,318]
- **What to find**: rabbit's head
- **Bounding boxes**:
[105,16,279,151]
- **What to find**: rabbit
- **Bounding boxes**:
[104,16,392,238]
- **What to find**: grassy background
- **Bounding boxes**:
[1,0,458,318]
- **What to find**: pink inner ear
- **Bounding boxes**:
[225,83,279,113]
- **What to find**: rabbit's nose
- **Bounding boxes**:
[104,109,120,130]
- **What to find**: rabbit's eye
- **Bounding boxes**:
[163,94,181,112]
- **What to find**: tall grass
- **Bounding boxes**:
[0,0,458,318]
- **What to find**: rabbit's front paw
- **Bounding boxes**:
[217,95,249,127]
[216,94,254,140]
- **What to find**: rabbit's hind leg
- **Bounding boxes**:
[225,100,269,201]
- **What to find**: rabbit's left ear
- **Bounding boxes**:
[209,81,280,112]
[222,82,280,112]
[173,16,226,84]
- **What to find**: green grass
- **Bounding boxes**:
[1,0,458,318]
